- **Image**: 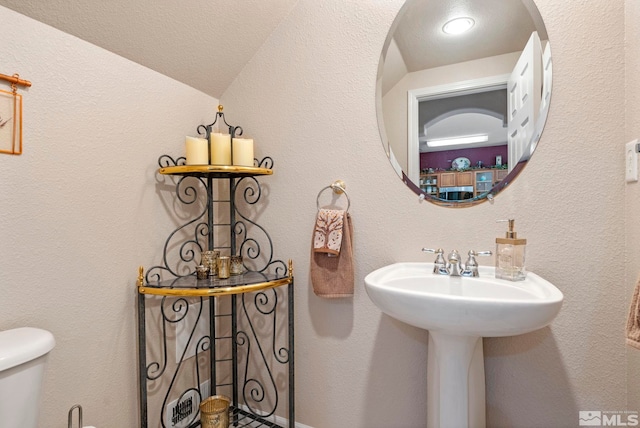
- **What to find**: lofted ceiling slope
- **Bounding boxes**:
[0,0,299,98]
[393,0,543,72]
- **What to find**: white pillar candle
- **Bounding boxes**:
[210,133,231,165]
[232,138,254,167]
[185,136,208,165]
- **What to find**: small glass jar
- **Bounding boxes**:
[196,265,209,279]
[201,250,219,276]
[230,255,243,275]
[217,256,230,279]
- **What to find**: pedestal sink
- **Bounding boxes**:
[364,262,563,428]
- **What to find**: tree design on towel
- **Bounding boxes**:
[313,209,344,255]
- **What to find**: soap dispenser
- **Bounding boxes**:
[495,219,527,281]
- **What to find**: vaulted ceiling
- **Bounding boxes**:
[0,0,547,99]
[393,0,544,72]
[0,0,300,98]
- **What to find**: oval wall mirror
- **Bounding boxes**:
[376,0,552,207]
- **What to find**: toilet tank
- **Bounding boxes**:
[0,327,55,428]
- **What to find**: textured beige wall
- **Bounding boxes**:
[0,0,632,427]
[0,7,218,427]
[221,0,627,426]
[626,0,640,410]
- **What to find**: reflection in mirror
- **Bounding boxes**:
[377,0,552,207]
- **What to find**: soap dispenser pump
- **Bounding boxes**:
[495,219,527,281]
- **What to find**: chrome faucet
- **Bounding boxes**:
[422,248,492,277]
[447,249,462,276]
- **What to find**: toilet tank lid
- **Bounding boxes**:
[0,327,55,371]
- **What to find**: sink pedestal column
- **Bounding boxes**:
[427,332,485,428]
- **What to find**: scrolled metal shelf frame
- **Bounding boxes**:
[137,108,294,428]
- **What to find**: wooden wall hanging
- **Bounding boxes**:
[0,73,31,155]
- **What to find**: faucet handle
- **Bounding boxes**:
[472,250,492,257]
[465,250,492,265]
[463,250,492,277]
[422,248,443,255]
[422,248,446,274]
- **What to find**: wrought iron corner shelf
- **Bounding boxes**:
[138,109,294,428]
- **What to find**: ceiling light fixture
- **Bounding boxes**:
[442,17,475,35]
[426,134,488,148]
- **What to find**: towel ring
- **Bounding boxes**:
[316,180,350,212]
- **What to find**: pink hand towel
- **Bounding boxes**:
[626,275,640,349]
[310,213,354,298]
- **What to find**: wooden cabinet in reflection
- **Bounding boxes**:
[494,169,508,182]
[440,171,472,187]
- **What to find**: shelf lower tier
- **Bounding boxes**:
[226,406,286,428]
[139,271,292,297]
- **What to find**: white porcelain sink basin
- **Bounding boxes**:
[364,262,563,337]
[364,262,563,428]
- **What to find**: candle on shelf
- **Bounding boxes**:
[185,136,208,165]
[232,138,254,167]
[210,133,231,165]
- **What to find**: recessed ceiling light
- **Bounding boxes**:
[442,17,475,35]
[426,134,488,148]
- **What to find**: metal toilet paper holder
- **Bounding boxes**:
[68,404,83,428]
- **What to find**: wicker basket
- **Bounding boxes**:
[200,395,230,428]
